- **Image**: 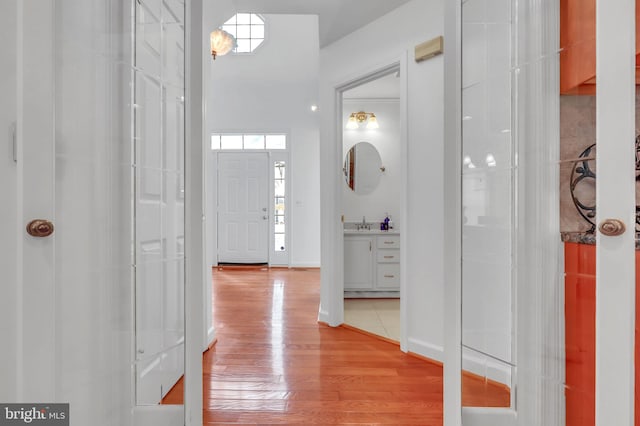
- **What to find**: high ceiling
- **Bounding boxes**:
[224,0,413,47]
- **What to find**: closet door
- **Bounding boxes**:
[445,0,637,425]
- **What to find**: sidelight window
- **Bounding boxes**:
[274,161,286,252]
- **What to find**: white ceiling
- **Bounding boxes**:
[226,0,413,47]
[343,72,401,99]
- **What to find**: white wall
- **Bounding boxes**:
[342,100,402,228]
[319,0,446,361]
[202,11,321,268]
[0,0,18,403]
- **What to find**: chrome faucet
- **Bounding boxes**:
[356,216,370,230]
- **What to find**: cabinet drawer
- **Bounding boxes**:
[377,250,400,263]
[377,263,400,288]
[377,235,400,249]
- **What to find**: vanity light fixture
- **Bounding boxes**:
[346,111,379,130]
[210,29,236,60]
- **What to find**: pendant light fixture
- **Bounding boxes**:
[210,29,236,60]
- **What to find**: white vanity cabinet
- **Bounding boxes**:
[344,232,400,294]
[344,236,374,289]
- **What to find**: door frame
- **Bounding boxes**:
[443,0,463,423]
[327,57,409,349]
[183,0,204,424]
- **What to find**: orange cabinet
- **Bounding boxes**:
[560,0,640,94]
[564,242,640,426]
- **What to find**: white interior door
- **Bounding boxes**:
[594,0,636,424]
[1,1,199,425]
[445,0,637,425]
[0,0,19,403]
[218,152,270,263]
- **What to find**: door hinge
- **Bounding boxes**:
[11,122,17,163]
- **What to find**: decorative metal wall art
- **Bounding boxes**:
[569,136,640,233]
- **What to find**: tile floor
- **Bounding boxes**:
[343,298,400,341]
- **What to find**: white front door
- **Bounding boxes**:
[218,152,270,263]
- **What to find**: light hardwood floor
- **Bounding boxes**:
[163,267,509,424]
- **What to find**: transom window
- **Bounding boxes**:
[221,13,265,53]
[211,134,286,150]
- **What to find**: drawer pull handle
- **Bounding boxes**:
[384,256,394,259]
[384,274,395,278]
[383,241,394,244]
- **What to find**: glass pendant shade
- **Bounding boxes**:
[210,29,236,59]
[346,114,359,129]
[366,114,379,129]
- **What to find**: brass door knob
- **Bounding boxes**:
[26,219,55,237]
[598,218,626,236]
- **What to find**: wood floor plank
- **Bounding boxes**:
[164,268,509,424]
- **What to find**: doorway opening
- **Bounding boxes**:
[337,63,406,346]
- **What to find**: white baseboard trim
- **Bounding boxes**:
[134,405,183,426]
[462,347,512,386]
[407,337,444,363]
[204,326,216,352]
[289,262,321,268]
[406,338,511,386]
[317,308,330,325]
[462,407,516,425]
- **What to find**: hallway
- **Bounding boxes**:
[164,268,508,424]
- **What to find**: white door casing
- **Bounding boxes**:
[218,152,270,264]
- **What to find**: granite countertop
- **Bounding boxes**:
[344,229,400,235]
[561,232,596,245]
[561,231,640,248]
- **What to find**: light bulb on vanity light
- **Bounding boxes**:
[366,113,379,129]
[346,113,359,129]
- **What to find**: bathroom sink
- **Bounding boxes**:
[343,228,396,234]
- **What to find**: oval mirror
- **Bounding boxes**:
[343,142,382,195]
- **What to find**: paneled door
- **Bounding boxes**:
[2,1,197,425]
[218,153,270,263]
